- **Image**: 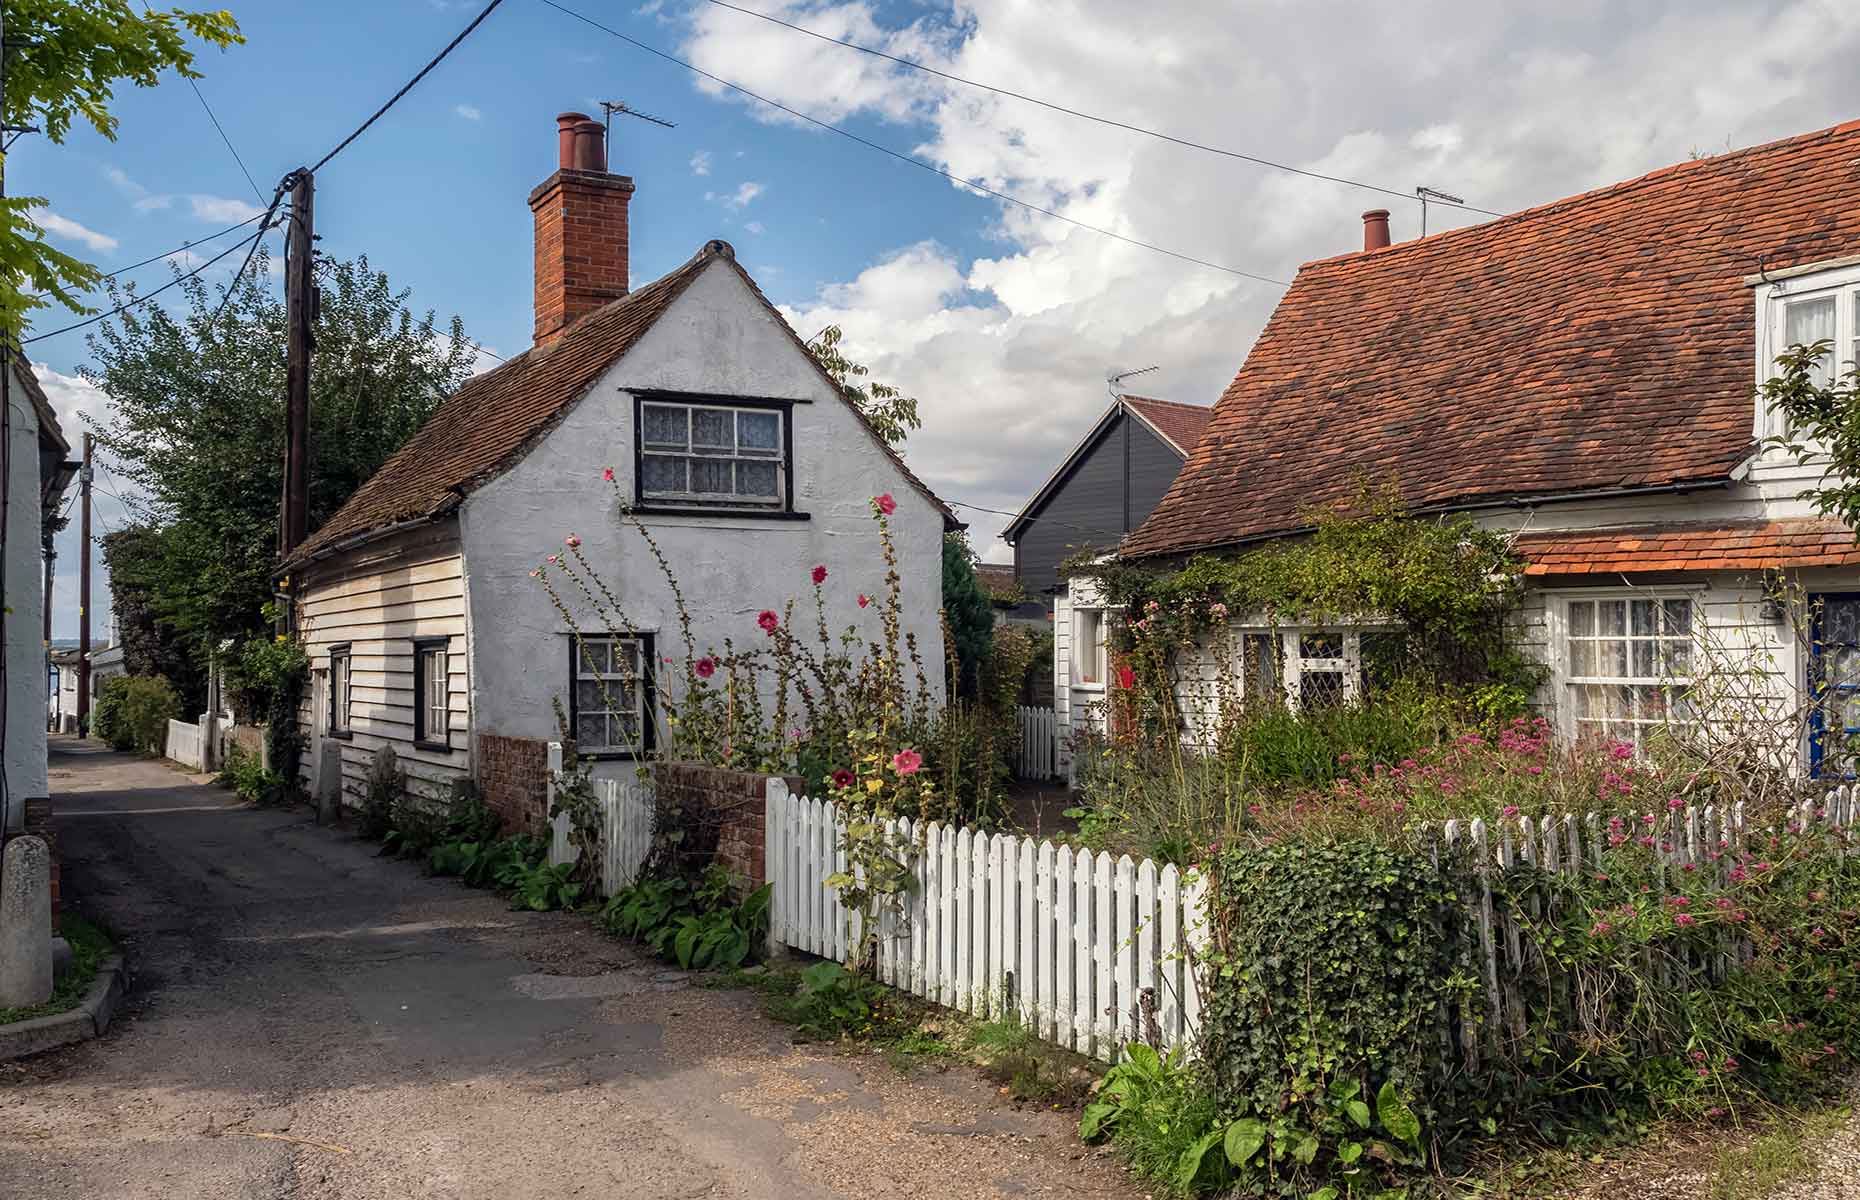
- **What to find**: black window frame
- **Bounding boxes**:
[565,632,658,760]
[328,644,353,739]
[412,637,452,752]
[629,389,808,520]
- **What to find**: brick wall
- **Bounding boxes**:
[649,763,802,887]
[477,734,551,834]
[23,796,58,918]
[528,169,635,345]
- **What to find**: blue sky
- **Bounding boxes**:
[25,0,1860,640]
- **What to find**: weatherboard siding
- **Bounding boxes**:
[1015,413,1184,598]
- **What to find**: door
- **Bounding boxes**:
[1809,594,1860,777]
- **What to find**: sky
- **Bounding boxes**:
[20,0,1860,642]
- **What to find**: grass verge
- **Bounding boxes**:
[0,915,114,1026]
[1703,1107,1850,1200]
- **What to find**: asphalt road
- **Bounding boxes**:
[0,739,1138,1200]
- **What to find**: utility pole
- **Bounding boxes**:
[280,168,315,559]
[77,433,92,737]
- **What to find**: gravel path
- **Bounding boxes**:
[0,740,1141,1200]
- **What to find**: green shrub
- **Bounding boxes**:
[92,675,182,755]
[91,677,130,751]
[774,960,891,1039]
[600,865,772,970]
[216,741,285,804]
[506,860,583,912]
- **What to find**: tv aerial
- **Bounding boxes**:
[1107,364,1160,399]
[600,100,676,136]
[1415,185,1465,237]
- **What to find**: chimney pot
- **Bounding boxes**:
[556,111,591,169]
[1362,209,1392,252]
[571,119,607,173]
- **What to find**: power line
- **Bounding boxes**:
[22,227,266,345]
[702,0,1504,219]
[309,0,507,174]
[91,214,266,284]
[188,77,264,202]
[208,190,287,328]
[537,0,1287,285]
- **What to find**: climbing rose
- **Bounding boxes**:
[565,533,581,548]
[757,610,780,633]
[1116,666,1136,690]
[602,467,615,482]
[831,768,854,789]
[694,656,716,679]
[857,593,870,608]
[811,565,828,585]
[875,493,897,515]
[891,749,922,776]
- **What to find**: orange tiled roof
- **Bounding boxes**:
[1124,118,1860,559]
[1121,395,1215,457]
[1516,520,1860,576]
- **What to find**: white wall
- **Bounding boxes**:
[460,257,947,784]
[3,370,48,832]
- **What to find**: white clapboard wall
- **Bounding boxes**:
[1014,705,1059,780]
[763,779,1210,1062]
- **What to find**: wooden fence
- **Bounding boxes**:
[545,744,656,896]
[764,780,1207,1061]
[164,718,205,771]
[1014,705,1059,780]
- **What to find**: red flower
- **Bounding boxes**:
[874,493,897,515]
[830,768,855,789]
[857,593,870,608]
[757,610,780,633]
[694,656,716,679]
[891,748,922,776]
[602,467,615,482]
[1116,665,1136,690]
[811,564,828,585]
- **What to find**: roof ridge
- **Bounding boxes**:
[1298,116,1860,275]
[1120,394,1210,410]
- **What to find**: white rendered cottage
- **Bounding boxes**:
[1059,119,1860,778]
[280,113,953,829]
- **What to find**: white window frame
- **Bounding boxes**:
[1072,607,1109,690]
[414,640,449,748]
[639,400,786,508]
[1753,260,1860,444]
[329,646,352,736]
[1550,589,1700,749]
[572,635,649,757]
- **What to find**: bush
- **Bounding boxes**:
[216,741,285,804]
[91,677,129,750]
[92,675,182,755]
[600,864,773,969]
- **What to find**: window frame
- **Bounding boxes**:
[630,390,806,519]
[328,644,353,739]
[412,637,451,751]
[1552,590,1699,749]
[1753,260,1860,444]
[1072,607,1108,689]
[1807,592,1860,780]
[565,632,657,760]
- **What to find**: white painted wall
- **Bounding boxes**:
[3,367,49,832]
[460,257,946,785]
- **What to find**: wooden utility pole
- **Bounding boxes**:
[77,433,92,736]
[281,168,315,558]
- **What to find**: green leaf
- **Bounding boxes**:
[1376,1080,1422,1149]
[1122,1042,1162,1076]
[1292,1133,1319,1165]
[1327,1077,1361,1102]
[1307,1188,1339,1200]
[1175,1128,1226,1191]
[1222,1118,1265,1168]
[1336,1141,1362,1165]
[1345,1099,1371,1129]
[1078,1102,1116,1141]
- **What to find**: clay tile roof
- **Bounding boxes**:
[972,561,1021,602]
[1515,519,1860,576]
[1123,117,1860,559]
[286,242,953,570]
[1120,394,1216,457]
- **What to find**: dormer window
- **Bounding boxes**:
[1755,261,1860,440]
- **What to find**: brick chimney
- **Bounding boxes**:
[529,112,635,346]
[1361,209,1391,252]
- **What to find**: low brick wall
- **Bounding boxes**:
[478,734,551,834]
[649,763,802,886]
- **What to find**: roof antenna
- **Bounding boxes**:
[1415,185,1464,238]
[600,99,676,138]
[1107,364,1160,400]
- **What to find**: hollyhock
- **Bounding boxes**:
[565,533,580,548]
[811,565,828,585]
[694,656,716,679]
[891,749,922,775]
[874,493,897,515]
[757,610,780,633]
[857,593,870,608]
[1116,666,1136,690]
[602,467,615,482]
[831,768,854,790]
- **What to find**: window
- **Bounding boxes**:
[1809,594,1860,777]
[569,635,652,756]
[638,398,787,509]
[413,639,449,748]
[329,646,352,736]
[1757,264,1860,440]
[1073,608,1108,687]
[1563,596,1693,747]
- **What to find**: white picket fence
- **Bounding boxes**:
[1014,705,1059,780]
[544,744,656,895]
[164,718,205,771]
[764,780,1207,1061]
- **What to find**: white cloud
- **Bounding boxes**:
[744,220,765,235]
[690,149,713,175]
[678,0,1860,555]
[31,361,138,639]
[187,194,265,224]
[724,181,764,209]
[455,103,482,121]
[29,208,118,253]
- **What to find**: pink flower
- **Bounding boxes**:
[1668,895,1691,907]
[831,768,854,789]
[602,467,615,482]
[891,749,922,776]
[1527,765,1544,775]
[1590,920,1614,936]
[1722,1057,1739,1071]
[528,568,541,578]
[811,565,828,585]
[694,656,716,679]
[565,533,581,548]
[874,493,897,515]
[547,554,560,565]
[857,593,870,608]
[757,610,780,633]
[1667,797,1685,811]
[1609,740,1634,761]
[1501,805,1520,818]
[1675,913,1696,926]
[1753,861,1771,872]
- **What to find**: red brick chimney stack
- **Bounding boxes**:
[529,111,635,346]
[1361,209,1392,252]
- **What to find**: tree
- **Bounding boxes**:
[942,531,995,699]
[1761,342,1860,529]
[100,525,205,710]
[87,248,477,653]
[0,1,242,338]
[808,324,921,447]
